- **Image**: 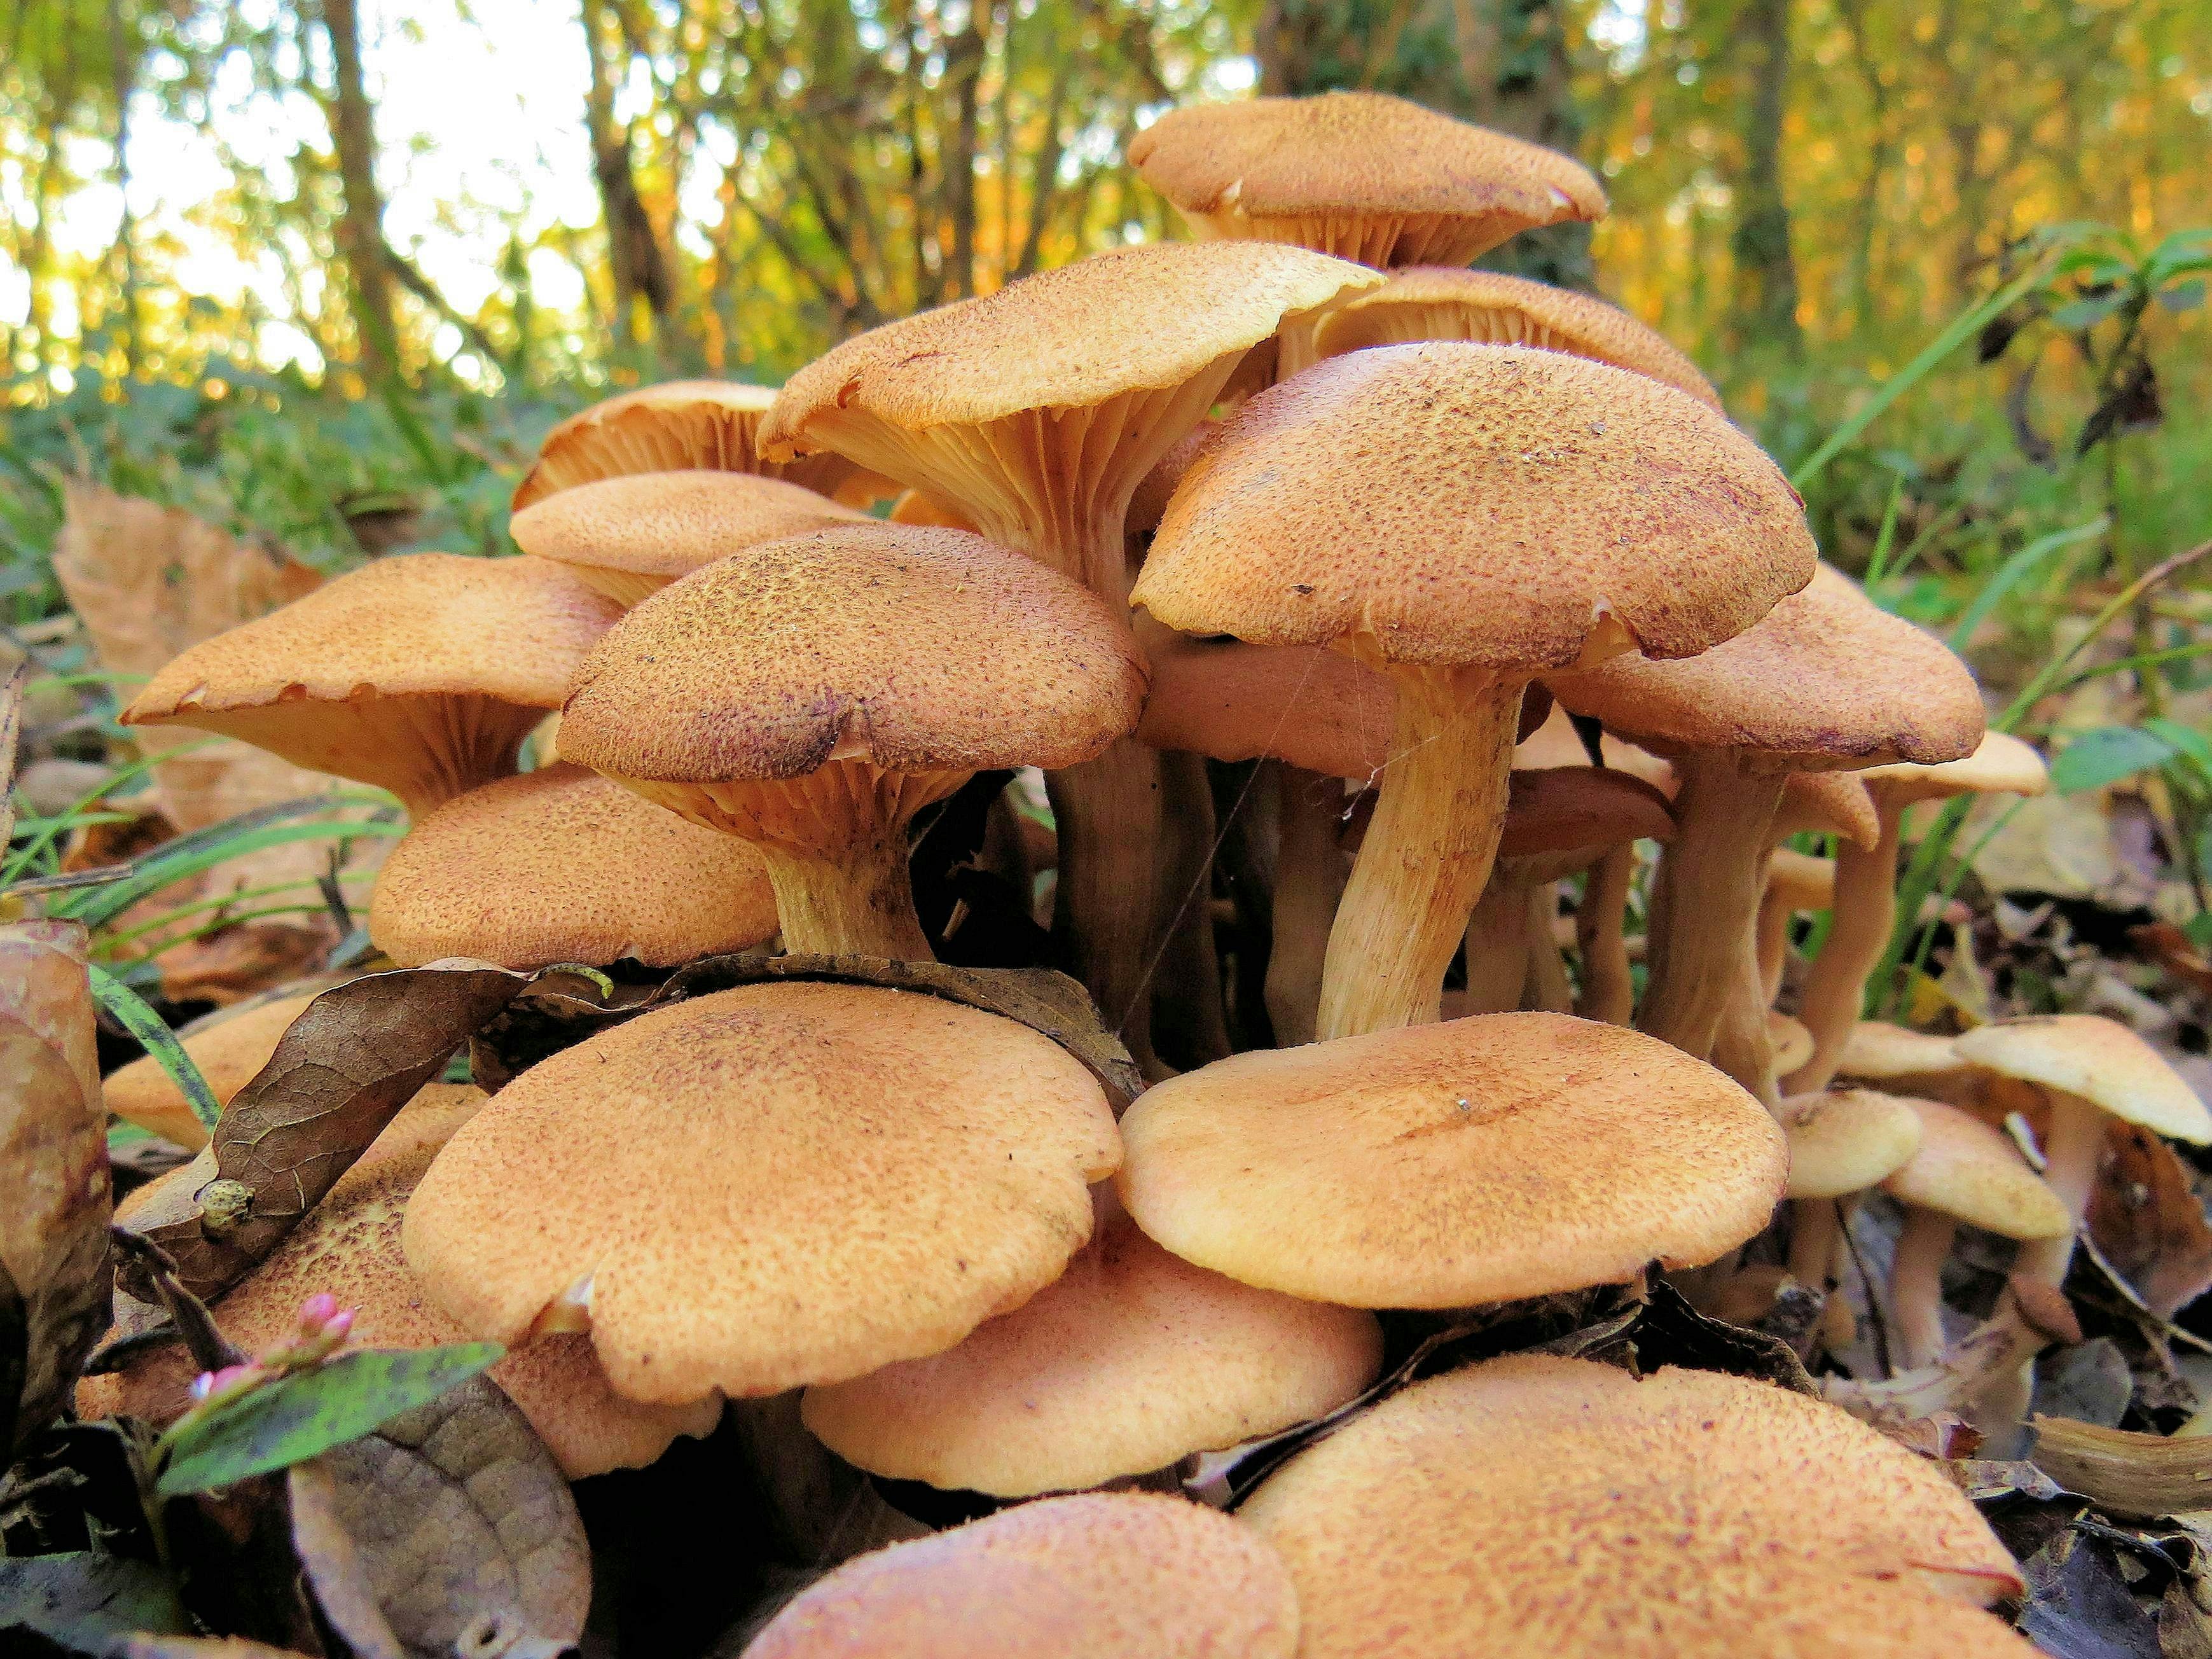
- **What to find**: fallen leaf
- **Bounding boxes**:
[2033,1415,2212,1519]
[156,1343,502,1497]
[118,963,581,1303]
[2131,923,2212,1002]
[1,658,25,849]
[2020,1527,2165,1659]
[2093,1125,2212,1321]
[287,1373,590,1659]
[1,921,114,1455]
[0,1552,193,1654]
[2042,1338,2139,1429]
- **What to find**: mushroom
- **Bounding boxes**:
[1117,1011,1785,1308]
[87,1085,719,1478]
[368,763,780,970]
[1788,732,2051,1093]
[1879,1096,2071,1370]
[1551,566,1983,1076]
[1127,91,1605,271]
[121,553,622,819]
[511,470,869,606]
[799,1198,1381,1498]
[403,982,1120,1403]
[557,523,1145,959]
[1759,848,1837,1003]
[511,379,891,511]
[101,985,334,1150]
[1136,344,1811,1038]
[1238,1354,2027,1659]
[757,242,1379,1057]
[1951,1014,2212,1287]
[1834,1020,2045,1118]
[1311,268,1720,406]
[1779,1087,1925,1338]
[743,1492,1299,1659]
[1768,1010,1815,1074]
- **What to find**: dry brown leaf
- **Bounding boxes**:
[2031,1413,2212,1518]
[2090,1123,2212,1320]
[0,658,25,851]
[0,920,113,1455]
[120,964,562,1303]
[288,1374,590,1659]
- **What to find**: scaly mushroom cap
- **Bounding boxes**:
[1880,1097,2072,1238]
[1238,1354,2024,1659]
[1117,1012,1786,1308]
[511,471,869,607]
[1551,565,1986,772]
[403,982,1119,1402]
[85,1086,718,1479]
[101,988,324,1149]
[557,524,1146,852]
[1781,1088,1926,1199]
[757,244,1379,589]
[744,1492,1299,1659]
[1133,345,1814,670]
[511,380,886,510]
[1127,92,1605,267]
[368,763,780,970]
[1496,766,1675,859]
[1953,1015,2212,1143]
[121,553,621,815]
[1774,768,1881,848]
[1862,730,2050,805]
[1315,268,1719,407]
[801,1206,1382,1497]
[1126,422,1217,542]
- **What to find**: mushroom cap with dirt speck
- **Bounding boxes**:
[1768,1010,1815,1074]
[1316,268,1720,408]
[1953,1014,2212,1143]
[801,1205,1382,1497]
[557,524,1146,786]
[759,242,1380,445]
[1781,1088,1926,1199]
[1127,92,1605,267]
[120,553,621,810]
[742,1491,1298,1659]
[402,982,1120,1403]
[1860,730,2050,805]
[1774,768,1881,848]
[1117,1011,1787,1308]
[101,988,326,1150]
[1550,564,1986,771]
[1879,1096,2073,1237]
[511,470,870,606]
[1237,1353,2024,1659]
[83,1085,718,1479]
[1133,344,1814,671]
[368,763,780,970]
[511,379,887,511]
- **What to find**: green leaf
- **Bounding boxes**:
[86,963,223,1132]
[2158,279,2206,312]
[2050,725,2178,796]
[155,1343,504,1496]
[2146,718,2212,779]
[2050,291,2129,330]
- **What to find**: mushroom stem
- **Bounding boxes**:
[1521,882,1575,1015]
[1266,763,1349,1048]
[1575,843,1636,1025]
[1708,933,1781,1110]
[2017,1090,2107,1285]
[1755,875,1794,1004]
[758,838,935,960]
[1460,877,1532,1015]
[1785,798,1903,1093]
[1786,1197,1844,1290]
[1315,668,1521,1041]
[1152,750,1231,1068]
[1046,737,1166,1075]
[1890,1207,1960,1371]
[1636,753,1784,1061]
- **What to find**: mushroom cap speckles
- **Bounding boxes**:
[1238,1354,2023,1659]
[401,982,1121,1403]
[1128,92,1604,233]
[558,523,1146,784]
[1551,564,1986,768]
[1953,1014,2212,1143]
[1133,344,1815,670]
[761,242,1381,442]
[1117,1011,1787,1308]
[368,763,780,969]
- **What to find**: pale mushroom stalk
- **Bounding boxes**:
[1891,1209,1960,1371]
[1460,871,1535,1015]
[1707,931,1782,1111]
[1520,883,1575,1014]
[1787,804,1904,1093]
[1316,668,1523,1040]
[1636,753,1785,1060]
[1265,763,1350,1047]
[1785,1198,1846,1293]
[1574,842,1637,1025]
[2015,1092,2110,1286]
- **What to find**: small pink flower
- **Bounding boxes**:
[299,1293,340,1329]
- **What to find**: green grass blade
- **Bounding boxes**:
[1947,518,2108,649]
[87,961,223,1132]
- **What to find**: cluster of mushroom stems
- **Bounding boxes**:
[90,90,2212,1657]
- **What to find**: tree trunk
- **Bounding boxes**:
[579,0,677,351]
[1730,0,1802,352]
[941,11,988,300]
[319,0,403,381]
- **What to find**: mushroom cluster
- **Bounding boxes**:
[109,88,2157,1655]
